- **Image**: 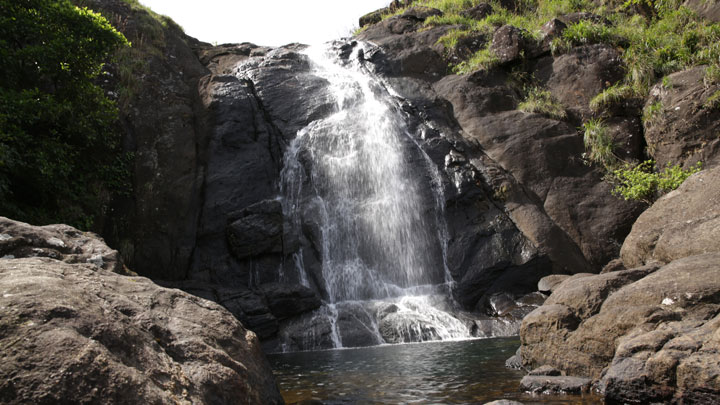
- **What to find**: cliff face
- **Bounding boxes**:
[83,0,719,356]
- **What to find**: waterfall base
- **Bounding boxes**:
[268,290,545,352]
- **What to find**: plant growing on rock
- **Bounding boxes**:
[582,119,618,168]
[642,101,663,125]
[518,87,567,120]
[610,160,702,203]
[589,83,636,112]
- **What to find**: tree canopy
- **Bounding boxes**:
[0,0,129,229]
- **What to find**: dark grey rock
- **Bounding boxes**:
[259,282,322,320]
[643,66,720,170]
[227,200,283,260]
[491,25,527,64]
[461,3,493,20]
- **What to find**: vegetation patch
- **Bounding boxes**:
[0,0,130,229]
[611,160,702,204]
[582,119,617,168]
[518,87,567,120]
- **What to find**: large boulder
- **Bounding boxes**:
[521,253,720,401]
[435,70,641,268]
[643,66,720,170]
[0,257,283,404]
[621,166,720,268]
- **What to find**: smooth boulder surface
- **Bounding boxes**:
[0,257,283,404]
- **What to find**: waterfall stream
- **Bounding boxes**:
[278,43,472,351]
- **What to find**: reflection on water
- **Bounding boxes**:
[268,337,603,404]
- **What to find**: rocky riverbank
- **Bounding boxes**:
[519,166,720,403]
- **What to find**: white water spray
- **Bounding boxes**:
[279,43,471,349]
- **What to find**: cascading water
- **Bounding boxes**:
[279,43,472,350]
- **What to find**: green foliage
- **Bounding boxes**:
[704,90,720,109]
[0,0,130,228]
[589,84,635,112]
[704,64,720,87]
[657,161,702,190]
[437,28,473,49]
[453,46,500,73]
[611,160,702,203]
[518,87,567,120]
[425,14,476,27]
[370,0,720,100]
[582,119,617,168]
[610,160,658,203]
[642,101,663,125]
[562,20,617,45]
[661,75,673,89]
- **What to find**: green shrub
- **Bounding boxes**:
[590,84,636,112]
[562,20,617,45]
[518,87,567,120]
[704,90,720,109]
[0,0,129,229]
[453,46,499,73]
[582,119,617,168]
[705,64,720,87]
[611,160,702,203]
[642,101,663,125]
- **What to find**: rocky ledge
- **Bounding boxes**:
[0,217,283,404]
[519,167,720,404]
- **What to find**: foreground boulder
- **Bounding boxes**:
[520,168,720,403]
[0,220,283,404]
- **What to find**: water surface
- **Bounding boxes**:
[268,337,603,404]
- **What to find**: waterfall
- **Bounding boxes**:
[279,43,471,350]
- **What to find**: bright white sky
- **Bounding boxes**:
[139,0,392,47]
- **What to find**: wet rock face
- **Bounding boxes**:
[227,200,284,260]
[0,258,282,403]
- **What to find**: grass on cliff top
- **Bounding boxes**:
[381,0,720,100]
[91,0,185,108]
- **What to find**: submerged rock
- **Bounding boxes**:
[519,375,592,394]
